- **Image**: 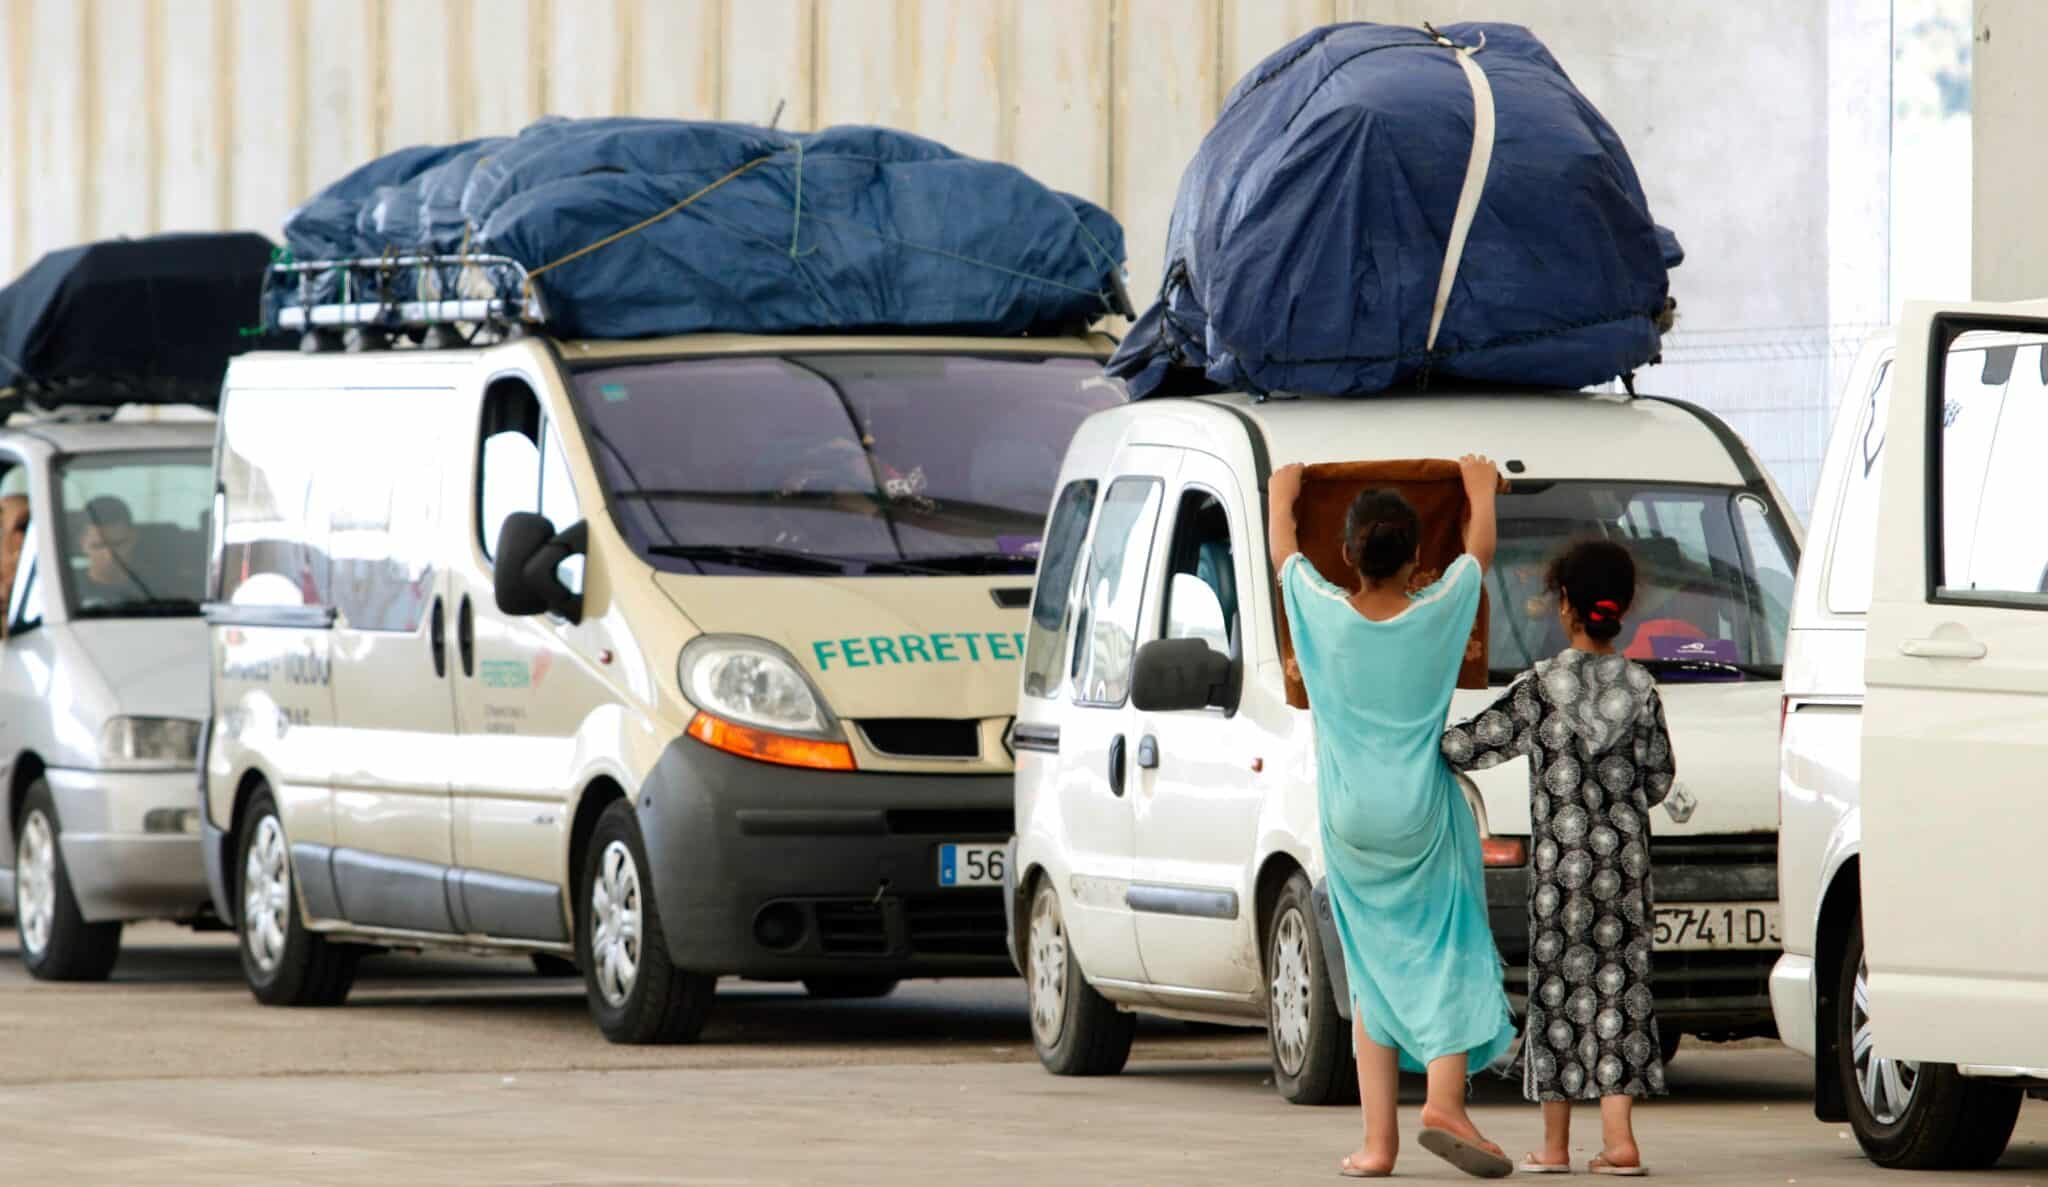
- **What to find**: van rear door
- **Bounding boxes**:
[1862,303,2048,1068]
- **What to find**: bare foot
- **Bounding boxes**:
[1419,1102,1507,1162]
[1340,1148,1396,1177]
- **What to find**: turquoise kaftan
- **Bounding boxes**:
[1280,552,1516,1074]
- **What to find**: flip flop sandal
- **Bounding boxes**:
[1338,1154,1390,1178]
[1519,1154,1575,1174]
[1418,1128,1515,1179]
[1590,1155,1648,1177]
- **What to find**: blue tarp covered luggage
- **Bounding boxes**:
[1108,22,1683,398]
[277,119,1127,340]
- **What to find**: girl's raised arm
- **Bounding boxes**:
[1268,463,1305,571]
[1458,453,1501,573]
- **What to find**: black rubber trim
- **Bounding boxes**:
[735,809,888,837]
[989,586,1032,609]
[457,867,567,942]
[291,842,342,919]
[204,603,337,629]
[330,848,455,933]
[1125,883,1239,920]
[1210,402,1278,659]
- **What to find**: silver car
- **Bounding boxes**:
[0,416,215,978]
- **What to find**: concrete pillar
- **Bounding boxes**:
[1973,0,2048,300]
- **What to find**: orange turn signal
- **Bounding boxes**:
[1482,837,1528,868]
[687,712,856,771]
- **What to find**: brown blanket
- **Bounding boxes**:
[1278,460,1496,709]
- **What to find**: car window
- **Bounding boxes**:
[1938,333,2048,601]
[1070,477,1163,706]
[479,381,580,561]
[58,449,213,618]
[1021,479,1097,700]
[1159,486,1237,657]
[1825,360,1890,615]
[327,393,441,632]
[219,395,330,608]
[8,531,41,636]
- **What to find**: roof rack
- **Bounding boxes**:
[268,254,551,351]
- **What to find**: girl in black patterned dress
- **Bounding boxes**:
[1440,540,1675,1177]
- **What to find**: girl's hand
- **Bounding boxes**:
[1270,462,1306,503]
[1457,453,1501,497]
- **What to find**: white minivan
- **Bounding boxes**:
[1009,387,1800,1103]
[202,319,1120,1042]
[0,415,217,978]
[1774,303,2048,1169]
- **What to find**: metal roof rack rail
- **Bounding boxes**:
[268,253,551,352]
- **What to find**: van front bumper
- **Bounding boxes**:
[1769,954,1816,1056]
[44,766,212,923]
[634,737,1016,980]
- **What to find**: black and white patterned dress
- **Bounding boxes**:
[1441,649,1677,1101]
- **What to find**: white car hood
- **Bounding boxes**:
[66,618,211,720]
[1453,677,1782,837]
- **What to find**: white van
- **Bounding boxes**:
[1008,389,1800,1102]
[1773,303,2048,1169]
[202,329,1119,1041]
[0,416,217,978]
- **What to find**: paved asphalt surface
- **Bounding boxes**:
[2,923,2045,1184]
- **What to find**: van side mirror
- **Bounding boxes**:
[1131,637,1233,713]
[494,513,588,624]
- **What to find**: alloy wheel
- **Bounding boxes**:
[1852,955,1921,1125]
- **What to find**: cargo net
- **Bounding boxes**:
[263,252,548,351]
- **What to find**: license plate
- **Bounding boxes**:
[1653,902,1781,951]
[938,843,1005,888]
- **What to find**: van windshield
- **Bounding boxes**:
[56,448,214,618]
[565,354,1119,576]
[1485,481,1797,682]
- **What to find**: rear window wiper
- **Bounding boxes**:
[646,544,950,577]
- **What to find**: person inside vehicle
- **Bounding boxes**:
[0,494,29,636]
[76,495,148,605]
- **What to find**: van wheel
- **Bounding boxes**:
[803,977,899,1000]
[1838,915,2020,1169]
[13,781,122,981]
[530,954,579,977]
[1026,879,1133,1075]
[237,788,359,1006]
[1267,871,1358,1105]
[580,800,714,1044]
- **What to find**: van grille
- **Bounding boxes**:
[1651,835,1777,865]
[904,892,1008,957]
[813,901,889,956]
[858,718,981,759]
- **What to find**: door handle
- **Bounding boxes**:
[1107,734,1126,797]
[457,595,476,678]
[1136,734,1159,770]
[1899,637,1987,660]
[428,596,447,678]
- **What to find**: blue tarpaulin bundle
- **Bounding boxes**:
[278,118,1128,340]
[1109,22,1683,399]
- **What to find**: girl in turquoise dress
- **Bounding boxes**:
[1272,457,1518,1180]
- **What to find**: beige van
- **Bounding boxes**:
[202,330,1117,1042]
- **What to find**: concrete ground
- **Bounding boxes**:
[3,924,2046,1185]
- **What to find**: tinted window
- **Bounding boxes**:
[1485,482,1797,678]
[1825,361,1890,615]
[565,354,1118,576]
[1022,480,1097,700]
[1071,477,1162,705]
[57,450,212,618]
[1938,333,2048,600]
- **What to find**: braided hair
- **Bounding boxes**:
[1343,489,1420,582]
[1546,539,1637,643]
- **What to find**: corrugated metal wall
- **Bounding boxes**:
[1,0,1869,511]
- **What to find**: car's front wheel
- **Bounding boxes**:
[237,787,359,1006]
[14,780,122,981]
[1266,871,1357,1105]
[1025,878,1133,1076]
[579,799,714,1044]
[1838,915,2021,1169]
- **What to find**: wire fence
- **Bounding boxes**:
[1626,322,1888,521]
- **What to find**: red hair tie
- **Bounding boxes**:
[1588,599,1622,623]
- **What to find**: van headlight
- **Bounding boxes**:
[678,636,834,738]
[100,716,203,769]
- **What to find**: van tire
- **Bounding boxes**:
[1838,915,2020,1169]
[13,781,123,981]
[802,977,899,1000]
[580,800,714,1044]
[236,788,359,1006]
[1266,871,1358,1106]
[1026,879,1133,1076]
